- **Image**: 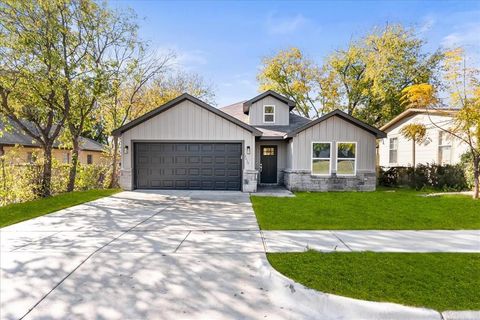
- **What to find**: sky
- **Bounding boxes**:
[113,0,480,106]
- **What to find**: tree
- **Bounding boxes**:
[400,123,426,168]
[0,1,71,197]
[257,25,442,124]
[99,45,174,188]
[402,48,480,199]
[61,1,138,192]
[134,71,215,116]
[257,47,338,118]
[99,62,215,188]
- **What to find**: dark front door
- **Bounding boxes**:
[260,145,277,183]
[134,142,242,190]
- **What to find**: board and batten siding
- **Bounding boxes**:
[249,96,289,126]
[290,116,377,172]
[378,113,469,167]
[120,99,256,172]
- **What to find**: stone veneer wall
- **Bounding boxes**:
[283,169,376,192]
[119,169,133,191]
[243,169,258,192]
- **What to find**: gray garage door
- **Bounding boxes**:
[134,142,242,190]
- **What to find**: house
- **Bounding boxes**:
[378,108,469,168]
[112,91,386,192]
[0,117,106,165]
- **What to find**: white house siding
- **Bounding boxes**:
[249,96,290,126]
[255,140,288,184]
[378,113,469,167]
[119,99,257,191]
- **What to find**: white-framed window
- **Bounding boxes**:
[311,142,331,175]
[336,142,356,176]
[263,105,275,123]
[438,131,452,165]
[389,137,398,164]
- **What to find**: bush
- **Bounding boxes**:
[460,152,475,189]
[0,149,112,206]
[378,163,469,191]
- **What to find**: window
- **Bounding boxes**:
[263,105,275,123]
[63,152,70,164]
[262,147,276,156]
[87,154,93,164]
[311,142,331,175]
[336,142,356,176]
[389,137,398,164]
[26,152,34,164]
[438,131,452,165]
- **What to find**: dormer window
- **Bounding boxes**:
[263,105,275,123]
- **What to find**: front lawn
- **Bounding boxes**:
[268,251,480,311]
[0,189,121,228]
[251,189,480,230]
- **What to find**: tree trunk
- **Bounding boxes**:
[473,156,479,200]
[412,140,416,169]
[67,137,80,192]
[40,144,53,197]
[108,136,119,188]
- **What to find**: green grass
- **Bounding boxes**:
[251,189,480,230]
[268,251,480,311]
[0,189,121,228]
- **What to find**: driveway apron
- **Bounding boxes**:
[1,190,441,320]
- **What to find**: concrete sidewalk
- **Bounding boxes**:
[262,230,480,253]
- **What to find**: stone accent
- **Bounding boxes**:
[283,169,376,192]
[119,169,133,191]
[243,169,258,193]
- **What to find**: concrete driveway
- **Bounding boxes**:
[1,190,441,320]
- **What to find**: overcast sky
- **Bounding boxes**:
[114,0,480,106]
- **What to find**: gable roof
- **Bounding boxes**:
[380,108,459,132]
[0,117,105,152]
[220,101,310,138]
[242,90,296,114]
[285,109,386,138]
[112,93,262,136]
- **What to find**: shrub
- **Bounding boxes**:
[378,163,469,191]
[0,149,112,206]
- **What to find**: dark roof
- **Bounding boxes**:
[220,101,248,123]
[0,117,105,152]
[380,108,459,132]
[286,109,386,138]
[242,90,296,114]
[112,93,262,137]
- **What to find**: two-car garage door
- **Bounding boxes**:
[134,142,242,190]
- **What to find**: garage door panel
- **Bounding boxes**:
[135,142,242,190]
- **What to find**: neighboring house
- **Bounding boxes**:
[378,108,469,168]
[113,91,385,192]
[0,118,106,165]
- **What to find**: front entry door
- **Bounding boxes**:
[260,146,277,183]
